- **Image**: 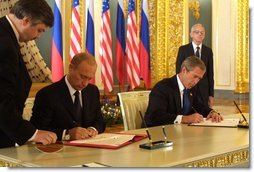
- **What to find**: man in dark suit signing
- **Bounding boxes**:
[144,56,222,127]
[176,23,214,108]
[30,52,105,141]
[0,0,57,148]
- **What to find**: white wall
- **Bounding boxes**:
[212,0,237,90]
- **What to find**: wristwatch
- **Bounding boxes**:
[64,130,70,141]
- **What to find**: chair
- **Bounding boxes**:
[118,91,151,131]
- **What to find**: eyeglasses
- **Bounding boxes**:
[193,30,205,35]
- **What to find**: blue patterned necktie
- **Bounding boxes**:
[183,89,191,115]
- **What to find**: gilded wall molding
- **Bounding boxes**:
[148,0,184,86]
[188,0,200,20]
[182,148,249,167]
[0,160,23,167]
[235,0,249,93]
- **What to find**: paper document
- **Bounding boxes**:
[70,133,135,146]
[189,118,240,127]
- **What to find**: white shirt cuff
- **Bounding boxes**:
[88,127,97,131]
[28,129,38,141]
[62,129,67,140]
[174,115,183,124]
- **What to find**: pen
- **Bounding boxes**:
[162,126,167,143]
[139,111,153,145]
[233,100,248,123]
[73,120,80,127]
[192,106,197,113]
[145,128,152,144]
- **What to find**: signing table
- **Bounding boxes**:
[0,121,249,167]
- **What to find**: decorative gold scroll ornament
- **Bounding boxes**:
[188,0,200,20]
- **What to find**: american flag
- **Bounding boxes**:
[99,0,113,93]
[70,0,81,59]
[126,0,140,90]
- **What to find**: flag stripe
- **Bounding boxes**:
[70,0,81,59]
[139,0,151,89]
[85,0,96,84]
[51,0,63,82]
[126,0,140,90]
[99,0,113,93]
[86,0,95,56]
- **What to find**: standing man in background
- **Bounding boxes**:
[176,23,214,107]
[0,0,57,148]
[30,52,105,141]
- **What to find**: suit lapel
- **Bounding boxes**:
[171,76,182,114]
[58,79,77,122]
[81,89,88,124]
[189,90,194,107]
[201,45,209,63]
[188,43,195,55]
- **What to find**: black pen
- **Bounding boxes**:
[192,106,197,113]
[73,120,80,127]
[233,100,248,123]
[139,111,153,145]
[145,128,152,144]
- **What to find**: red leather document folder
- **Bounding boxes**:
[64,133,147,149]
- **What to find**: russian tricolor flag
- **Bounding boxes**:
[51,0,63,82]
[139,0,151,89]
[85,0,96,84]
[86,0,94,56]
[115,0,126,87]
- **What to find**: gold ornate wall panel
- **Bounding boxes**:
[167,1,185,78]
[148,0,184,86]
[235,0,249,93]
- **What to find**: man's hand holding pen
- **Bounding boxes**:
[68,127,98,140]
[181,107,223,124]
[182,113,204,124]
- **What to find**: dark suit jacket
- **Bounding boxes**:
[175,43,214,106]
[144,75,212,127]
[0,16,36,148]
[30,77,106,140]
